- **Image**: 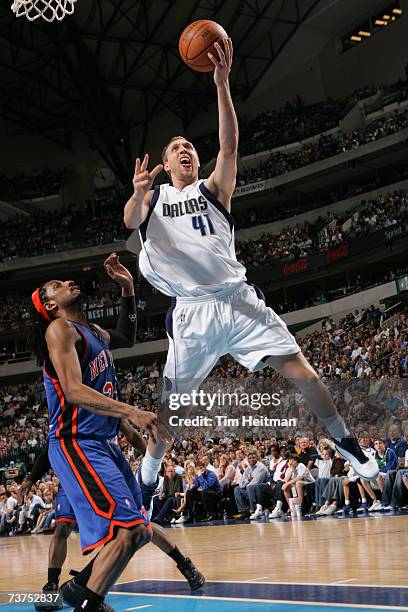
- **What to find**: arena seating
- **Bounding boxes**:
[0,168,62,201]
[195,78,408,165]
[236,108,408,186]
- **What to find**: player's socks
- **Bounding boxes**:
[319,414,349,439]
[135,464,159,519]
[73,587,104,612]
[168,545,185,564]
[61,579,114,612]
[141,449,163,486]
[48,568,61,586]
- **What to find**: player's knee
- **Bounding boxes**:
[118,524,151,553]
[130,524,152,549]
[54,521,74,540]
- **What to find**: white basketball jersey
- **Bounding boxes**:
[138,179,247,297]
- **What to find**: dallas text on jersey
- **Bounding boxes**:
[162,195,208,218]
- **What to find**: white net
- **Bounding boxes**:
[11,0,78,22]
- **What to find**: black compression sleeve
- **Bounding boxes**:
[29,439,51,482]
[106,295,137,349]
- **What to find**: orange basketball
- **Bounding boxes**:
[179,20,228,72]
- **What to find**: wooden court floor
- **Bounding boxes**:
[2,513,407,593]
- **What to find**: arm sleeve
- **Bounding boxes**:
[106,296,137,349]
[28,440,50,482]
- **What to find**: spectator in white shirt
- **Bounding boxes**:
[18,491,46,532]
[314,447,333,510]
[282,454,314,508]
[0,492,18,534]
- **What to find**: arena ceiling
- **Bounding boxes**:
[0,0,325,181]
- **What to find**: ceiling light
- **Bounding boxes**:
[392,8,402,14]
[351,35,362,41]
[358,30,371,37]
[375,19,387,25]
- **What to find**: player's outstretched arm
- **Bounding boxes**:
[124,154,163,229]
[205,37,238,212]
[45,319,157,439]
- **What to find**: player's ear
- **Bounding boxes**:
[44,300,58,316]
[163,160,170,173]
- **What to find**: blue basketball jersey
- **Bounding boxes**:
[44,321,120,440]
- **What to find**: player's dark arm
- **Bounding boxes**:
[97,253,137,348]
[18,440,51,502]
[29,439,51,482]
[103,287,137,349]
[124,155,163,229]
[205,37,238,212]
[45,319,157,438]
[120,419,147,455]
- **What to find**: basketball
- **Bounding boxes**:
[179,20,228,72]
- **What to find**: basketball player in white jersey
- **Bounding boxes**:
[124,37,378,503]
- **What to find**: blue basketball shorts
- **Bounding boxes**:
[55,486,76,523]
[49,437,149,554]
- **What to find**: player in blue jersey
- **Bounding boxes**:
[123,38,379,510]
[28,253,159,612]
[21,432,204,612]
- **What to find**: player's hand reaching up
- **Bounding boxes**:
[128,407,158,442]
[133,154,163,197]
[208,37,233,88]
[104,253,133,288]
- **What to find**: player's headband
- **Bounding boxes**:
[31,288,52,323]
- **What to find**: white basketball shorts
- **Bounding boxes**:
[163,281,300,390]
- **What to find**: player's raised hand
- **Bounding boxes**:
[208,37,233,87]
[103,252,133,288]
[133,154,163,196]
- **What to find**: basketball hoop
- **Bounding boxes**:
[11,0,77,22]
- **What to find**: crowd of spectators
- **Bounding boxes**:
[0,168,63,201]
[0,189,129,263]
[1,426,407,535]
[0,209,73,261]
[1,187,407,335]
[195,85,380,162]
[236,108,408,186]
[273,268,405,314]
[79,188,130,247]
[235,190,408,267]
[0,302,407,534]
